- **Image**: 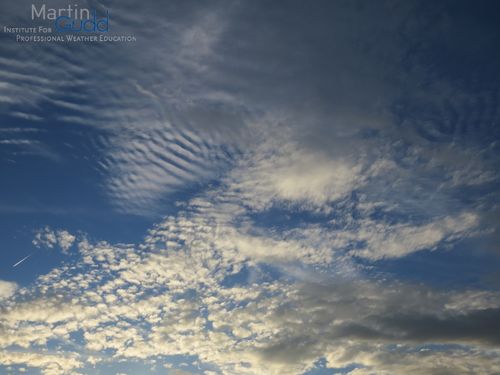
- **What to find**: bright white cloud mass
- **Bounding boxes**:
[1,0,500,374]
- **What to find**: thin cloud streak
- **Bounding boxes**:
[12,253,33,268]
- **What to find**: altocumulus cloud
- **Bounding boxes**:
[0,184,498,374]
[0,0,498,217]
[0,280,17,300]
[33,227,76,253]
[0,0,500,374]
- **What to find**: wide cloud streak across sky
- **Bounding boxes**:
[0,1,500,374]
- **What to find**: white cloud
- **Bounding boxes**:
[352,212,479,260]
[0,351,82,375]
[0,208,496,374]
[0,280,17,300]
[56,231,76,253]
[33,228,76,253]
[230,143,364,210]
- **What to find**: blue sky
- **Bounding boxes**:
[1,0,500,374]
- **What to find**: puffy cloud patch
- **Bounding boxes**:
[33,227,76,253]
[0,207,498,374]
[352,212,479,260]
[0,280,17,300]
[229,143,365,210]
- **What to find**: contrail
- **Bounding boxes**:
[12,253,33,268]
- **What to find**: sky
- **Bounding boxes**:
[0,0,500,374]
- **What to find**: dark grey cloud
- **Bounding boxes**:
[332,308,500,346]
[255,280,500,368]
[376,308,500,345]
